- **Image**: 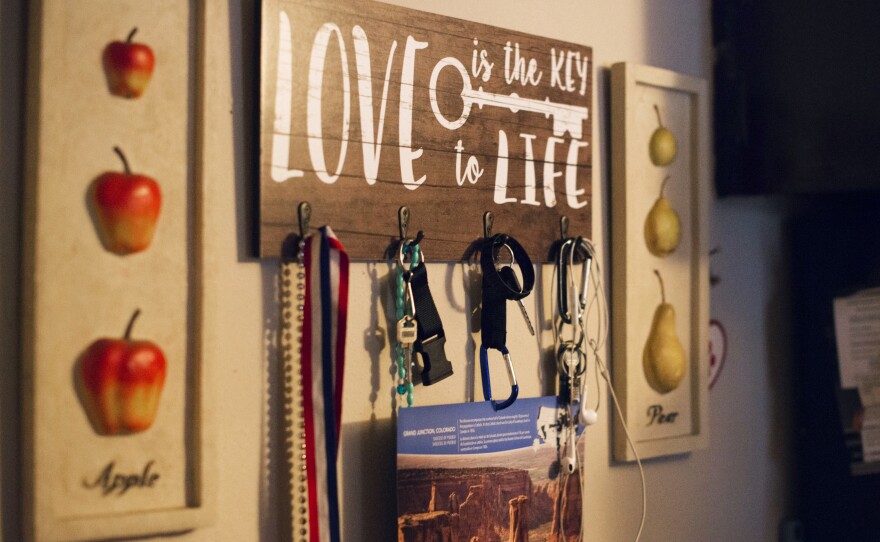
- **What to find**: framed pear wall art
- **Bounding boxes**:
[21,0,214,540]
[610,63,710,461]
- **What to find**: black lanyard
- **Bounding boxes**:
[479,233,534,410]
[408,260,454,385]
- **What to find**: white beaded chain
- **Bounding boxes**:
[281,238,309,542]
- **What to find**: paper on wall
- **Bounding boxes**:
[833,288,880,402]
[861,407,880,463]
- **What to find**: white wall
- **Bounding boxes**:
[1,1,795,541]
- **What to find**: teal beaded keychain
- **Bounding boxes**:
[395,242,421,407]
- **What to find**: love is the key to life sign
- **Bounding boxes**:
[259,0,593,260]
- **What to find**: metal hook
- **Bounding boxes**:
[483,211,494,238]
[399,206,410,240]
[298,201,311,239]
[560,215,570,240]
[479,344,518,411]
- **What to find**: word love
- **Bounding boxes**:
[645,404,679,426]
[82,460,160,496]
[271,15,590,209]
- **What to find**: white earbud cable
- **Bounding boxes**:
[579,239,647,542]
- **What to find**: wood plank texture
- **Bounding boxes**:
[260,0,593,260]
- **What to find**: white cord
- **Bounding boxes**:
[595,352,647,542]
[572,238,647,542]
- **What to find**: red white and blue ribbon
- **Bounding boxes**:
[301,226,349,542]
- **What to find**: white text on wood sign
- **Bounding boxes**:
[260,0,593,260]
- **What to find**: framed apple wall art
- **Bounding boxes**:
[21,1,214,540]
[610,63,710,461]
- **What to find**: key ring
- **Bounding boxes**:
[479,344,519,411]
[398,238,423,268]
[481,234,535,301]
[398,240,422,316]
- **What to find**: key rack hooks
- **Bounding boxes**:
[289,202,587,265]
[483,211,495,239]
[398,206,410,241]
[396,206,424,256]
[297,201,311,240]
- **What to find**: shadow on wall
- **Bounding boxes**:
[0,0,26,540]
[231,0,259,263]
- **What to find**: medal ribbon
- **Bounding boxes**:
[301,226,349,542]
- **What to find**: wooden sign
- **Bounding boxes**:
[259,0,593,260]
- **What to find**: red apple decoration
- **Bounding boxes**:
[78,309,167,435]
[102,27,155,98]
[92,146,161,255]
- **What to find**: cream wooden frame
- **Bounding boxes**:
[610,63,710,461]
[21,1,215,539]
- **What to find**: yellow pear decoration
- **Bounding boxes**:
[644,175,682,257]
[643,269,686,394]
[649,104,677,166]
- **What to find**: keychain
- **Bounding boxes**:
[395,241,420,406]
[556,236,592,411]
[479,229,535,411]
[409,250,455,386]
[394,207,455,389]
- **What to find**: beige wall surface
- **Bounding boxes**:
[1,1,795,541]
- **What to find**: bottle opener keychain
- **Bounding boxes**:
[479,213,535,411]
[409,252,455,386]
[396,207,454,390]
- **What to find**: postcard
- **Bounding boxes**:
[397,397,584,541]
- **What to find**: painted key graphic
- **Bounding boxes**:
[429,57,589,139]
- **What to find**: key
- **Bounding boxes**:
[430,61,588,139]
[463,87,589,139]
[397,315,418,345]
[499,266,535,336]
[397,315,418,406]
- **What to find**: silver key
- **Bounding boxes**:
[397,315,417,345]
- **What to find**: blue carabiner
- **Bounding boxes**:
[480,344,519,411]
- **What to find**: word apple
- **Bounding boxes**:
[77,309,167,435]
[91,146,161,255]
[102,27,155,98]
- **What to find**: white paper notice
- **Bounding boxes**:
[861,407,880,463]
[833,288,880,396]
